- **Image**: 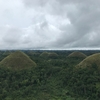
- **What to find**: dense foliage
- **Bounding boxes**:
[0,50,100,100]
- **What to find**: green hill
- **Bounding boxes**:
[40,52,58,59]
[40,52,49,57]
[0,51,36,70]
[76,53,100,69]
[48,52,58,59]
[68,51,87,58]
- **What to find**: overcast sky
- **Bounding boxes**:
[0,0,100,50]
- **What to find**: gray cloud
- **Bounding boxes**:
[50,0,100,49]
[0,0,100,49]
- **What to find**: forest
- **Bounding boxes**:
[0,50,100,100]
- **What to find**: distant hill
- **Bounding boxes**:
[76,53,100,69]
[0,51,36,70]
[40,52,58,59]
[48,52,58,59]
[67,51,87,58]
[40,52,49,57]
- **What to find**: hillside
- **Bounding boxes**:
[68,51,87,58]
[0,51,36,70]
[76,53,100,69]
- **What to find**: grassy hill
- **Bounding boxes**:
[40,52,49,57]
[0,51,36,70]
[48,52,58,59]
[68,51,87,58]
[40,52,58,59]
[76,53,100,70]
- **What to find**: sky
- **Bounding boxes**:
[0,0,100,50]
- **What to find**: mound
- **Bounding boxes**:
[0,51,36,70]
[40,52,49,57]
[40,52,58,59]
[68,51,87,58]
[76,53,100,69]
[48,52,58,59]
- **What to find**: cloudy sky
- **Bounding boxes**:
[0,0,100,50]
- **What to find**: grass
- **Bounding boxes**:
[68,51,87,58]
[76,53,100,69]
[40,52,49,57]
[48,52,58,59]
[40,52,58,59]
[0,51,36,70]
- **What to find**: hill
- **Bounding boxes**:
[68,51,87,58]
[40,52,58,58]
[76,53,100,69]
[40,52,49,57]
[0,51,36,70]
[48,52,58,59]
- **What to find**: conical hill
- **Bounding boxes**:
[48,52,58,59]
[0,51,36,70]
[40,52,58,59]
[40,52,49,57]
[76,53,100,70]
[68,51,87,58]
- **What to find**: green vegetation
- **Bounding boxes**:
[0,51,36,70]
[40,52,58,59]
[0,50,100,100]
[48,52,58,59]
[2,51,12,56]
[40,52,49,57]
[77,53,100,70]
[68,51,87,58]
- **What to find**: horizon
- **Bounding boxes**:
[1,48,100,51]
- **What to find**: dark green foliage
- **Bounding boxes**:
[0,50,100,100]
[63,63,100,100]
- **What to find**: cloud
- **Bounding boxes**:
[0,0,100,49]
[0,22,60,49]
[48,0,100,49]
